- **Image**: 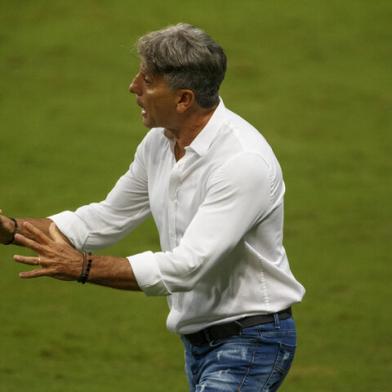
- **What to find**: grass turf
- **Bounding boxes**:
[1,1,391,391]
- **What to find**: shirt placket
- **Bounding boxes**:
[167,157,186,250]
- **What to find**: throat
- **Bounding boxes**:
[174,143,185,161]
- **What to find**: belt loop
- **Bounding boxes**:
[273,313,280,329]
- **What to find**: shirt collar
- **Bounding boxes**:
[186,98,227,157]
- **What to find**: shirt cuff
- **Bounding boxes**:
[128,251,170,296]
[49,211,89,250]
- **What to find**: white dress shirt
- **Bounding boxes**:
[50,100,305,334]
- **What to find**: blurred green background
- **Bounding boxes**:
[1,0,391,391]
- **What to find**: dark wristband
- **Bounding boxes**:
[4,218,18,245]
[78,252,93,284]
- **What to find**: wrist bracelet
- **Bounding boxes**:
[77,252,93,284]
[4,218,18,245]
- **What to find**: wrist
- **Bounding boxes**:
[4,218,18,245]
[77,252,93,284]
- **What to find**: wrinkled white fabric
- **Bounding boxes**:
[50,100,305,334]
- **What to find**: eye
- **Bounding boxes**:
[142,74,152,84]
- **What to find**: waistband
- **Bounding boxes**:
[183,308,292,346]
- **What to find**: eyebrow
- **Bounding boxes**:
[140,63,151,75]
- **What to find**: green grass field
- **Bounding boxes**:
[1,1,391,391]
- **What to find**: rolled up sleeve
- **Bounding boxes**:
[128,251,170,296]
[49,211,91,250]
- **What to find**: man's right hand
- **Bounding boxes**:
[0,210,17,245]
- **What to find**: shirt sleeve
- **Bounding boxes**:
[50,140,150,251]
[130,152,284,296]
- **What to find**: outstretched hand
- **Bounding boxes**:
[13,222,83,281]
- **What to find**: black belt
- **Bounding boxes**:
[183,308,292,346]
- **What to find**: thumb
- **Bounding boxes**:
[49,223,68,244]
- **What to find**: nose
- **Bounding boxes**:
[129,73,141,95]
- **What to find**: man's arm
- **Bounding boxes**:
[0,211,71,246]
[130,152,281,296]
[12,222,140,291]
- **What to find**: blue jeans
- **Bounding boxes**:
[181,316,296,391]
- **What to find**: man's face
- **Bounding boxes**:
[129,65,179,129]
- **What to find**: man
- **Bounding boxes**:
[0,24,305,391]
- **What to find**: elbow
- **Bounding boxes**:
[165,273,200,293]
[157,253,206,294]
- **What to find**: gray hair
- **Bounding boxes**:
[137,23,227,108]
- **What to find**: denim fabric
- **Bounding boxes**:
[181,316,296,392]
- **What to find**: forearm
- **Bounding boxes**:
[11,217,71,247]
[13,222,141,291]
[86,255,140,291]
[14,218,52,245]
[0,213,50,246]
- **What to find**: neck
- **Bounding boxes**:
[167,104,217,160]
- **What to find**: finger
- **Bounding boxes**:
[49,223,68,245]
[14,255,40,266]
[23,222,52,245]
[14,233,45,254]
[19,268,55,279]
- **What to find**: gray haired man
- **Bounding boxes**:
[0,24,305,391]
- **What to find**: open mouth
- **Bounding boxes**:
[137,100,147,117]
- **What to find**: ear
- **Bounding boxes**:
[176,89,195,113]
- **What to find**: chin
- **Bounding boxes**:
[141,118,153,128]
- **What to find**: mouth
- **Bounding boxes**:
[136,100,147,117]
